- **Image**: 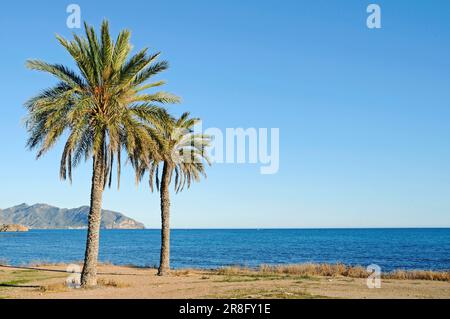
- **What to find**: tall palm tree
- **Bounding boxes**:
[24,20,179,287]
[135,112,211,276]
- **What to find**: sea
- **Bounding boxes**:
[1,228,449,271]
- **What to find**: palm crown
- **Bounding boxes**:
[137,112,211,193]
[25,20,179,188]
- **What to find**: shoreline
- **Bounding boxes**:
[2,262,450,276]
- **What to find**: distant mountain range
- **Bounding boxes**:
[0,203,145,229]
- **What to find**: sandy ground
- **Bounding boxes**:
[0,264,449,299]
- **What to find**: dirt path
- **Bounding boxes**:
[0,264,449,299]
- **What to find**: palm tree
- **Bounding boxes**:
[135,112,211,276]
[24,20,179,287]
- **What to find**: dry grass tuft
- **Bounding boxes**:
[38,283,69,293]
[98,278,130,288]
[172,270,191,277]
[385,270,450,281]
[216,263,450,282]
[258,263,368,278]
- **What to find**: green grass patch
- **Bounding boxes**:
[0,279,32,286]
[11,270,38,275]
[0,269,66,288]
[292,275,320,281]
[215,276,261,283]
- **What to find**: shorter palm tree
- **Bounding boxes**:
[135,112,211,276]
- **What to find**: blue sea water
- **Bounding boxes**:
[0,229,449,271]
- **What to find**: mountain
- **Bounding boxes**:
[0,203,145,229]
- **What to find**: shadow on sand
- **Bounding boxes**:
[0,264,143,276]
[0,283,40,288]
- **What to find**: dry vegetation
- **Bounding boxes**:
[384,269,450,281]
[217,263,450,282]
[98,278,130,288]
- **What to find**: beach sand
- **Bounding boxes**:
[0,264,449,299]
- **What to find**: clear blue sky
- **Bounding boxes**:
[1,0,450,228]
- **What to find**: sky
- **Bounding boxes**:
[0,0,450,228]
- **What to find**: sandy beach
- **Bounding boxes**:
[1,264,449,299]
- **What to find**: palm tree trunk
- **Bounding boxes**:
[80,152,105,287]
[158,161,171,276]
